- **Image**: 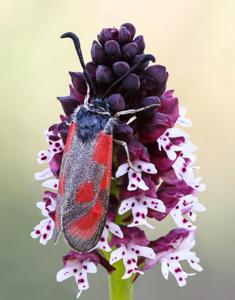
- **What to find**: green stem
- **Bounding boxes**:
[108,259,133,300]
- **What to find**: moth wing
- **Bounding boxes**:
[58,124,112,252]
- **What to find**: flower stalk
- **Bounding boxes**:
[109,260,133,300]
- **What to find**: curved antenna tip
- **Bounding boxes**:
[60,32,77,39]
[145,54,156,63]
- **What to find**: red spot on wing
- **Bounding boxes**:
[58,173,65,195]
[93,132,112,165]
[67,198,104,240]
[92,132,112,191]
[64,123,77,154]
[76,182,96,203]
[100,162,112,191]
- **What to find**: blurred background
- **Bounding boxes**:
[0,0,234,299]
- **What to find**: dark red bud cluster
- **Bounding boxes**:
[58,23,169,143]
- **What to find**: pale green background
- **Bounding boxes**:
[0,0,234,299]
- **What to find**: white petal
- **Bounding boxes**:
[122,250,143,279]
[129,218,154,229]
[107,221,123,238]
[169,261,188,287]
[193,202,207,212]
[127,169,149,191]
[187,211,197,222]
[128,202,154,228]
[130,245,156,260]
[37,151,51,164]
[31,218,54,245]
[171,210,196,230]
[144,196,166,213]
[122,268,143,279]
[35,168,53,180]
[96,228,111,252]
[56,266,74,282]
[134,160,157,174]
[83,261,97,274]
[42,179,59,190]
[178,195,196,213]
[115,163,129,177]
[36,201,48,217]
[187,259,203,272]
[161,259,170,279]
[118,198,136,215]
[110,245,126,265]
[76,271,89,291]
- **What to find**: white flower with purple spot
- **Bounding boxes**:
[171,194,206,229]
[110,243,155,279]
[35,167,59,190]
[160,233,202,286]
[97,220,123,252]
[31,195,56,245]
[115,159,157,191]
[145,230,203,287]
[118,195,166,228]
[57,257,97,298]
[37,129,64,164]
[172,143,206,192]
[157,128,190,160]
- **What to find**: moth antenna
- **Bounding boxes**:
[61,32,97,97]
[102,54,155,99]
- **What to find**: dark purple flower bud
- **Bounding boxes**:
[49,153,62,178]
[98,28,118,45]
[57,96,80,116]
[104,40,121,58]
[63,250,101,266]
[69,72,87,94]
[121,23,136,40]
[138,111,173,143]
[91,41,106,64]
[96,65,114,85]
[152,228,191,254]
[106,93,126,113]
[110,227,149,247]
[137,96,161,119]
[142,65,169,96]
[85,61,97,81]
[113,122,133,142]
[133,35,145,54]
[160,90,179,123]
[122,42,138,59]
[128,140,150,161]
[58,121,69,144]
[118,26,132,44]
[112,61,130,77]
[121,73,140,92]
[148,144,176,171]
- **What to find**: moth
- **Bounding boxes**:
[55,32,159,252]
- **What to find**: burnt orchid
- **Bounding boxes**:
[31,23,206,300]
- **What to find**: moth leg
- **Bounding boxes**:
[114,103,160,118]
[126,115,137,125]
[113,139,140,172]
